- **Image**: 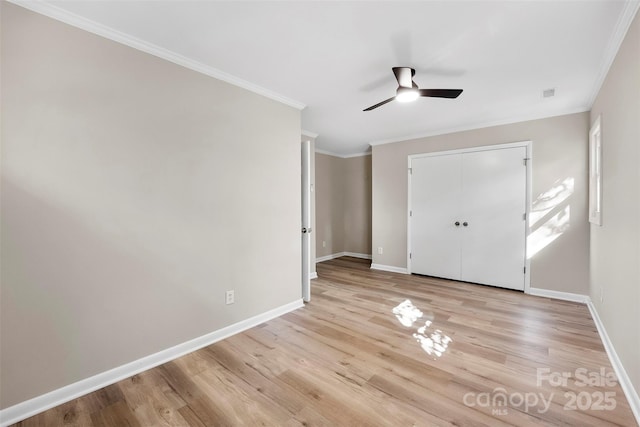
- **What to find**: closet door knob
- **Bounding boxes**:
[463,222,468,227]
[454,221,460,226]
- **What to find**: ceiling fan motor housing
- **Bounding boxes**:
[393,67,416,88]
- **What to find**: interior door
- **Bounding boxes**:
[460,147,526,290]
[410,154,462,279]
[301,140,311,302]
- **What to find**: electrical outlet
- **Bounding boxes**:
[378,247,383,254]
[322,240,326,248]
[226,290,235,305]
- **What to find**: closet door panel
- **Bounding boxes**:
[410,155,462,279]
[460,147,527,290]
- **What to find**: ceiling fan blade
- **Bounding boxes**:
[419,89,463,98]
[392,67,415,88]
[363,96,396,111]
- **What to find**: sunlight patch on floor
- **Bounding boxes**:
[392,299,452,359]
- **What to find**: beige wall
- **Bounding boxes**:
[590,11,640,396]
[315,153,372,258]
[315,153,345,257]
[343,156,372,255]
[1,3,301,409]
[372,112,590,294]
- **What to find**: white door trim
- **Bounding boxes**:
[301,140,311,302]
[407,140,532,292]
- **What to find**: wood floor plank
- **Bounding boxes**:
[9,257,637,426]
[89,400,141,427]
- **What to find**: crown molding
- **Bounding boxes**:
[315,148,371,158]
[301,129,319,139]
[342,151,372,158]
[587,1,640,107]
[315,149,342,157]
[368,107,590,147]
[8,0,306,111]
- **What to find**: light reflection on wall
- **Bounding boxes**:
[392,299,452,359]
[528,205,570,258]
[527,177,573,259]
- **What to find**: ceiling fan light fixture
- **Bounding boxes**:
[396,87,419,103]
[363,67,463,111]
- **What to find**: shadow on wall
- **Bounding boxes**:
[527,177,574,259]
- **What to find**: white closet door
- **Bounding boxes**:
[460,147,526,290]
[411,154,462,279]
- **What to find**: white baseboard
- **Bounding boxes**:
[316,252,372,263]
[527,287,590,303]
[370,263,409,274]
[309,272,318,279]
[587,299,640,425]
[343,252,372,260]
[0,299,304,427]
[316,252,343,263]
[527,288,640,424]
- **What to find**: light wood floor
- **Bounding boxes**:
[11,257,636,426]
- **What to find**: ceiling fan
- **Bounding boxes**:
[363,67,463,111]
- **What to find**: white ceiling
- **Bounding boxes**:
[19,1,639,155]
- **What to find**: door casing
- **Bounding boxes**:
[301,140,311,302]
